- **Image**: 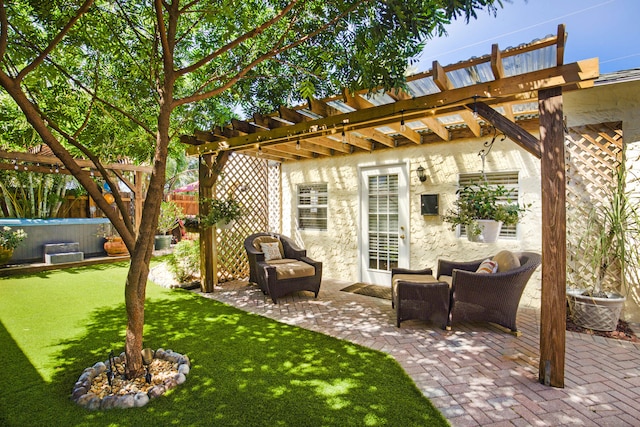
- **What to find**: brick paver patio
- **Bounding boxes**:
[196,278,640,427]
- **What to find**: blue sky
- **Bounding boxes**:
[415,0,640,75]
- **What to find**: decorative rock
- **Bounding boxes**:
[163,377,177,389]
[92,361,107,374]
[133,392,150,407]
[118,394,135,409]
[164,353,179,363]
[178,364,190,375]
[147,384,166,399]
[73,349,189,410]
[71,387,87,400]
[175,373,186,385]
[78,370,93,383]
[86,396,101,411]
[101,395,117,410]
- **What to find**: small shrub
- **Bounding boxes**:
[167,239,200,283]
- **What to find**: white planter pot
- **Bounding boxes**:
[215,219,235,230]
[566,288,626,332]
[467,220,503,243]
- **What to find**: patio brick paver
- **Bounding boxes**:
[195,278,640,427]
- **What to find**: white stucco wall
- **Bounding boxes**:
[277,77,640,320]
[281,134,544,309]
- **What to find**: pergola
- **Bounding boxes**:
[0,147,152,230]
[183,24,600,387]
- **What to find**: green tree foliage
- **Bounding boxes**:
[0,0,502,379]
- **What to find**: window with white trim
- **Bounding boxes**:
[297,183,328,230]
[458,171,520,239]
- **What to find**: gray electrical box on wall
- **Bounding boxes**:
[421,194,439,216]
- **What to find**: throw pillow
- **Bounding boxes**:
[261,242,283,261]
[492,250,521,272]
[476,259,498,274]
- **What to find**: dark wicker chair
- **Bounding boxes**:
[438,251,541,334]
[244,233,322,303]
[390,267,450,329]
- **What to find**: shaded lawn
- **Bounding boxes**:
[0,262,448,426]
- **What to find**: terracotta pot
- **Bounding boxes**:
[104,237,129,257]
[0,246,13,265]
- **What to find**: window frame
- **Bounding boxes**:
[296,183,328,231]
[457,171,521,239]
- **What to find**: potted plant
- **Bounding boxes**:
[0,226,27,265]
[567,165,640,331]
[443,181,528,243]
[155,200,183,250]
[199,197,243,230]
[96,223,129,256]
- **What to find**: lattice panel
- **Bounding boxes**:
[267,161,281,233]
[566,122,623,290]
[215,153,269,282]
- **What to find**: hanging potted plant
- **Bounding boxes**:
[567,165,640,331]
[155,200,183,250]
[199,197,243,230]
[0,226,27,265]
[443,181,528,243]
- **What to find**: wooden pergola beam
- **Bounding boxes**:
[0,149,152,173]
[186,58,598,156]
[471,101,541,158]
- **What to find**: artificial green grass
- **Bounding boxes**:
[0,262,448,426]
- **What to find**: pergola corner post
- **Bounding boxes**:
[198,151,231,293]
[538,86,566,388]
[199,153,216,293]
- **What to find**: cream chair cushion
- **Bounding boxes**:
[267,259,315,280]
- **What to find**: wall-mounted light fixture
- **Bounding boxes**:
[416,165,427,182]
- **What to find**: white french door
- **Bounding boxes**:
[359,164,410,285]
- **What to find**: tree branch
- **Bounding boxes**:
[176,0,299,77]
[16,0,95,82]
[0,1,7,61]
[175,0,369,106]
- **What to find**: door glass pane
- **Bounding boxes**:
[368,174,399,272]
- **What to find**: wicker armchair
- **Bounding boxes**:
[438,251,541,334]
[244,233,322,303]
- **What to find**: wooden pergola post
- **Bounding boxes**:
[199,153,216,293]
[538,86,566,387]
[198,151,231,293]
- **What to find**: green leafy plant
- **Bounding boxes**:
[0,226,27,250]
[443,181,528,237]
[199,198,243,228]
[573,165,640,297]
[157,201,183,235]
[167,239,201,283]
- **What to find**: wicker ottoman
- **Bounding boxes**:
[394,279,450,329]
